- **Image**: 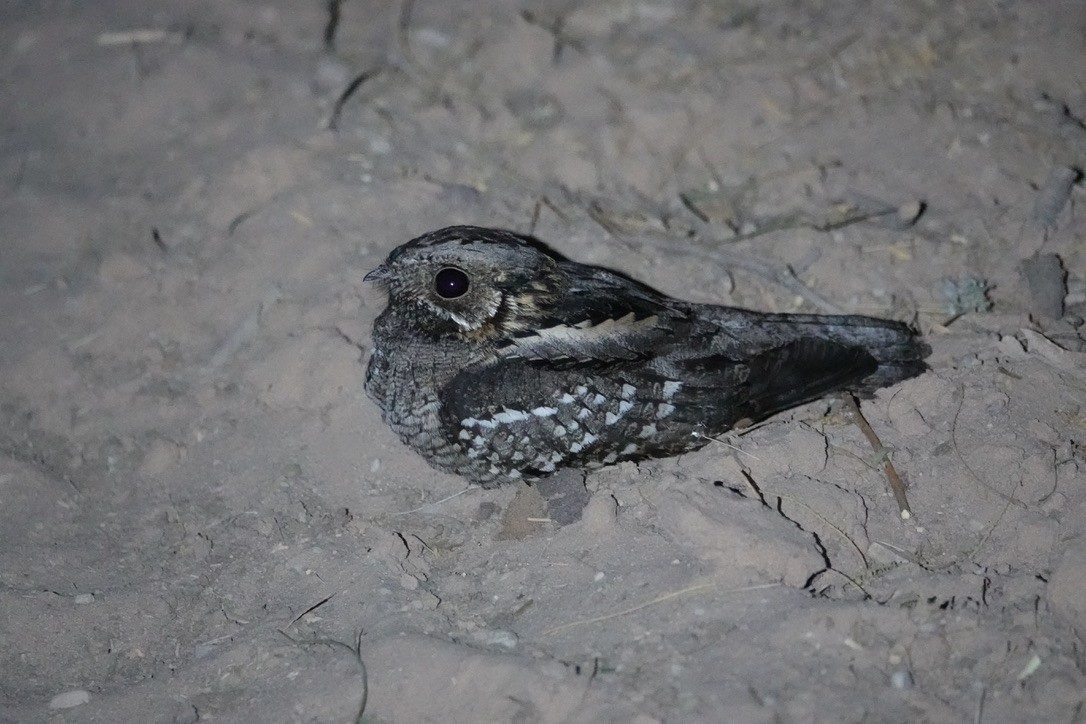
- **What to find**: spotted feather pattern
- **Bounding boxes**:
[364,226,929,487]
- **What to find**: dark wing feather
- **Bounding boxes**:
[665,337,879,427]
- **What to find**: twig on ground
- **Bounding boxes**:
[396,0,419,69]
[392,486,474,515]
[96,30,183,46]
[838,394,911,519]
[696,431,761,461]
[323,0,344,51]
[973,683,986,724]
[287,591,338,628]
[323,67,383,131]
[541,581,780,637]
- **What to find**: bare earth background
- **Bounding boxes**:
[3,1,1086,722]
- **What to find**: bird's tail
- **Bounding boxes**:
[690,308,930,427]
[745,311,930,397]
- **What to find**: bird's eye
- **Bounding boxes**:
[434,267,470,299]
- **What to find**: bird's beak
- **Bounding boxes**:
[363,264,390,283]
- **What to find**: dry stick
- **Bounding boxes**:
[698,431,762,461]
[973,684,986,724]
[392,486,474,515]
[542,581,780,637]
[839,394,912,520]
[324,67,383,131]
[323,0,343,51]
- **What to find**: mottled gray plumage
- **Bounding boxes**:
[364,226,929,488]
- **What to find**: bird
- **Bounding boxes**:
[363,225,929,489]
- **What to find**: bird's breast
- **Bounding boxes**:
[364,326,483,451]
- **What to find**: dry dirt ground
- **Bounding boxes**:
[3,1,1086,722]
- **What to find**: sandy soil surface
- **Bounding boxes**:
[3,1,1086,722]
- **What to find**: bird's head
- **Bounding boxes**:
[365,226,562,340]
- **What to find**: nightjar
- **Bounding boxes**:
[364,226,929,488]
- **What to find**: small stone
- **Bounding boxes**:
[313,55,350,95]
[890,669,914,689]
[74,593,95,605]
[472,629,518,650]
[1019,253,1066,319]
[895,200,924,227]
[49,690,91,709]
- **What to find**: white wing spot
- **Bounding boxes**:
[605,412,620,425]
[639,423,657,438]
[574,385,588,396]
[581,432,598,447]
[657,403,675,419]
[464,407,541,428]
[621,383,636,399]
[493,408,531,424]
[601,452,618,464]
[577,407,592,419]
[618,400,633,415]
[621,443,638,455]
[458,429,472,441]
[591,394,607,407]
[558,393,575,404]
[554,424,567,437]
[662,380,682,399]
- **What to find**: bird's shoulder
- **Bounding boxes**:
[491,261,694,365]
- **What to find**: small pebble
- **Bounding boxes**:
[890,669,914,689]
[313,55,350,95]
[74,593,95,605]
[472,629,518,650]
[48,690,91,709]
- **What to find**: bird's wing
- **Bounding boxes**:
[437,266,696,473]
[438,354,693,477]
[496,265,689,367]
